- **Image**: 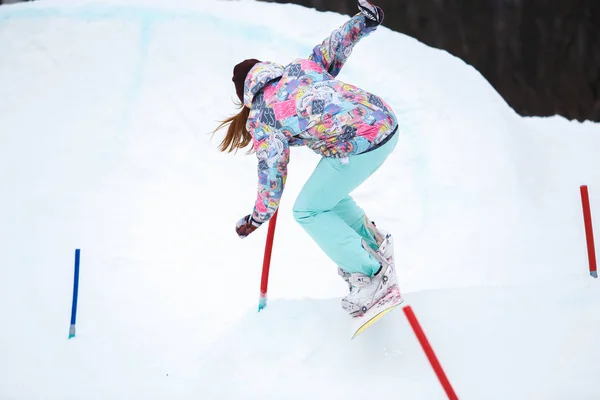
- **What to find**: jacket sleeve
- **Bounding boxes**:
[308,12,378,78]
[251,128,290,224]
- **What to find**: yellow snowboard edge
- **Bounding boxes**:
[351,304,401,339]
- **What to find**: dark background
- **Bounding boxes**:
[0,0,35,5]
[260,0,600,122]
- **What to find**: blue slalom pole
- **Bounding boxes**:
[69,249,81,339]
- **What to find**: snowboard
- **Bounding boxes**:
[351,284,404,339]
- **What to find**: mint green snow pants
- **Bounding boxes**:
[292,131,399,277]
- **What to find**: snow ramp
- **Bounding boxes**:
[1,1,599,399]
[199,279,600,399]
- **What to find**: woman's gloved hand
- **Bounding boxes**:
[357,0,384,27]
[235,214,263,238]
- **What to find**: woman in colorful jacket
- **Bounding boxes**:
[215,0,401,315]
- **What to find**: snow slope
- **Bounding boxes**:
[0,0,599,399]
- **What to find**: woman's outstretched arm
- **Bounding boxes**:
[309,1,384,77]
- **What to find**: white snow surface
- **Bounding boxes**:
[1,0,600,399]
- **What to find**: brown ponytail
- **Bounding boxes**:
[213,104,253,154]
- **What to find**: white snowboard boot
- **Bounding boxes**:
[338,267,352,290]
[340,216,397,315]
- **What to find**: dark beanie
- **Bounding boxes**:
[232,58,260,103]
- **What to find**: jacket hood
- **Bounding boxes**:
[243,61,285,108]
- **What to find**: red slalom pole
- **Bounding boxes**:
[258,209,279,311]
[403,305,459,400]
[580,185,597,278]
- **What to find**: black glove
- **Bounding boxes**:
[357,0,384,27]
[235,214,263,238]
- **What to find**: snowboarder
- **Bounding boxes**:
[214,0,400,316]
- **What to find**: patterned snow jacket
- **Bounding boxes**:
[244,12,398,224]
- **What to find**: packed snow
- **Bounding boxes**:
[1,0,599,399]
